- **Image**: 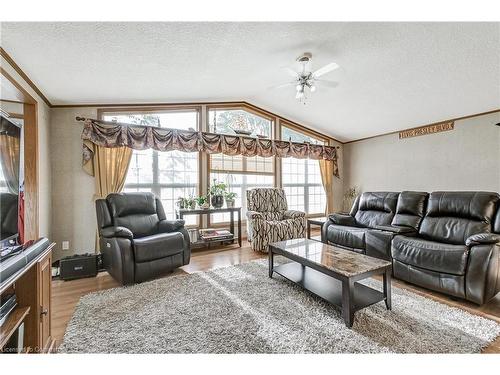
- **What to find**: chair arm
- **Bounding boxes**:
[328,213,357,226]
[158,219,185,233]
[373,225,416,235]
[246,210,264,220]
[101,226,133,239]
[283,210,306,219]
[466,233,500,247]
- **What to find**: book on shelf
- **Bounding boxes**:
[199,228,233,241]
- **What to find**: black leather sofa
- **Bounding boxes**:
[96,192,191,285]
[322,191,500,305]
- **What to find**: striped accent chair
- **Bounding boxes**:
[246,188,306,252]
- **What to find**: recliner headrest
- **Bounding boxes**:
[107,192,157,217]
[358,192,399,213]
[426,191,499,222]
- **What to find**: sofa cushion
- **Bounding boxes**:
[133,232,184,263]
[391,191,428,230]
[327,224,366,250]
[391,235,469,275]
[419,192,499,245]
[354,192,399,228]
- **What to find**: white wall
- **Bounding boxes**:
[0,55,52,239]
[343,112,500,195]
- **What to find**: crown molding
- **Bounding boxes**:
[0,47,52,107]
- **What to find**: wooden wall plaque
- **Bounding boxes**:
[399,121,454,139]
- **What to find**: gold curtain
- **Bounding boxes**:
[83,140,133,199]
[319,159,335,215]
[0,134,20,194]
[83,140,133,252]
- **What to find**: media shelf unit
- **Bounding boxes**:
[176,207,242,249]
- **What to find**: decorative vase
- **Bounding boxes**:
[225,199,235,208]
[189,201,196,210]
[200,202,210,209]
[211,195,224,208]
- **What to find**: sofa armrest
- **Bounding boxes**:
[283,210,306,219]
[158,219,185,233]
[101,226,133,239]
[246,210,264,220]
[466,233,500,247]
[465,242,500,304]
[328,213,357,226]
[373,225,416,234]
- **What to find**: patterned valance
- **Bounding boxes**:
[81,119,339,176]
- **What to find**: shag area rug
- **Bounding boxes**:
[59,259,500,353]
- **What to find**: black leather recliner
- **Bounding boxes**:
[322,191,500,305]
[96,192,191,285]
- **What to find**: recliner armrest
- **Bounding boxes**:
[101,226,133,239]
[328,213,357,226]
[158,219,185,233]
[466,233,500,247]
[373,225,416,234]
[247,210,264,220]
[283,210,306,219]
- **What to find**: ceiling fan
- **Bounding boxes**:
[272,52,339,103]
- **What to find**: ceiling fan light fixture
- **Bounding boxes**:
[296,84,303,92]
[310,85,316,92]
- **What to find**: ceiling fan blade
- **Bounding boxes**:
[268,81,296,90]
[314,80,339,88]
[312,62,339,78]
[284,67,299,78]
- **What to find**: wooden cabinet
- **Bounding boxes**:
[38,253,52,350]
[9,244,55,353]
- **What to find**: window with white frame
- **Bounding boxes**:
[208,108,274,222]
[102,110,199,225]
[281,125,327,215]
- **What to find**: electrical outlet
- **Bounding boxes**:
[62,241,70,250]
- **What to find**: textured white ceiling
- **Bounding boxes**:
[1,22,499,141]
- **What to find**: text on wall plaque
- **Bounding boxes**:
[399,121,454,139]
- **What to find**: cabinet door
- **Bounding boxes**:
[38,254,52,350]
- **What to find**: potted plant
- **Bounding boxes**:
[185,195,196,210]
[224,191,237,208]
[196,195,210,209]
[343,186,360,212]
[177,197,187,209]
[209,180,227,208]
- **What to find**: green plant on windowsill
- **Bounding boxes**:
[224,191,237,208]
[209,180,227,208]
[196,195,210,209]
[184,195,196,210]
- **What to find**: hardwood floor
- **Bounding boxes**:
[51,239,500,353]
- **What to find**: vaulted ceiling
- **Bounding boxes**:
[1,22,499,141]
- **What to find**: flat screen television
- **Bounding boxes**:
[0,114,24,247]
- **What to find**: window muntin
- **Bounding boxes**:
[281,126,327,215]
[208,108,275,223]
[103,110,199,225]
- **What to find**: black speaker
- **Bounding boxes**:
[59,253,98,280]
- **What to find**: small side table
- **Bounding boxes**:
[307,216,328,240]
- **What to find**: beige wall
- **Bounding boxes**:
[343,112,500,200]
[50,108,97,260]
[1,55,52,239]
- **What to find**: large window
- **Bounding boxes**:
[102,110,199,224]
[208,108,274,222]
[281,125,327,215]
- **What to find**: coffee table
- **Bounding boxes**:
[269,238,392,327]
